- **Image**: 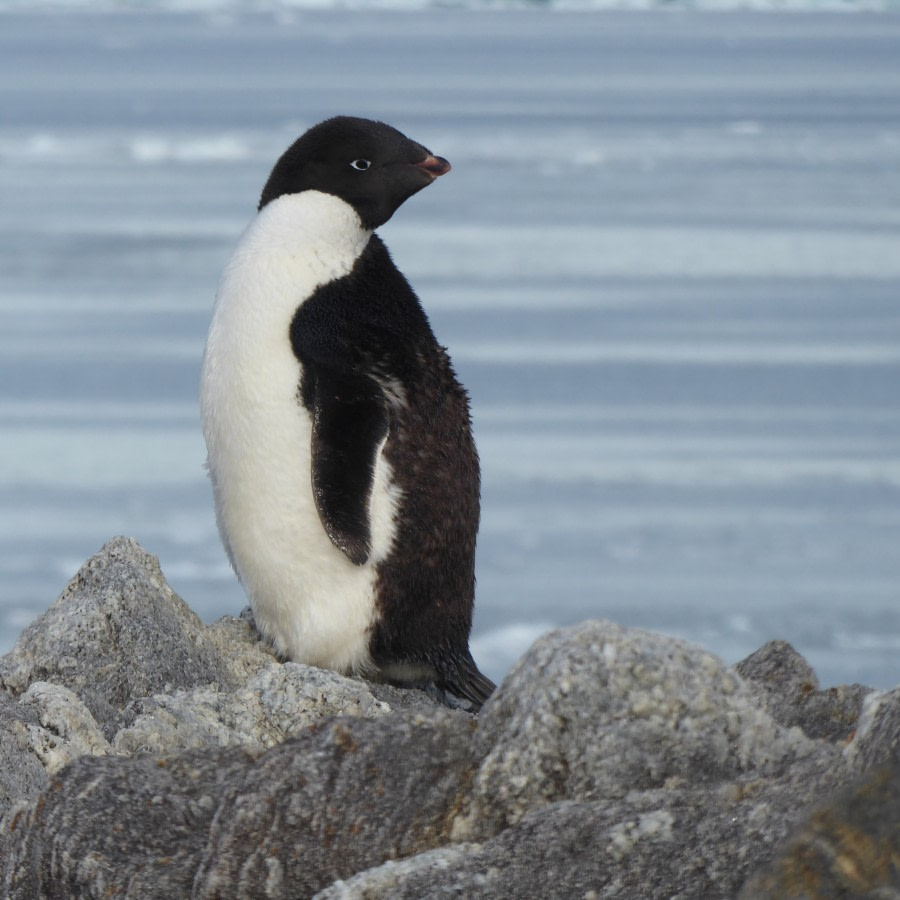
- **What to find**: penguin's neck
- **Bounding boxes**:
[233,190,372,284]
[207,191,371,351]
[204,191,372,405]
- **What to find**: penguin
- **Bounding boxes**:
[201,116,495,709]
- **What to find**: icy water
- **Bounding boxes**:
[1,10,899,688]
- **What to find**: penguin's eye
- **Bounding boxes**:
[350,159,371,171]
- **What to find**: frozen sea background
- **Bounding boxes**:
[1,8,899,689]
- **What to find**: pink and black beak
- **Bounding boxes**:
[415,154,452,180]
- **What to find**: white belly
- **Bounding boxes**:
[200,191,398,674]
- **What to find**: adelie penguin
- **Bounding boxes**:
[201,116,495,709]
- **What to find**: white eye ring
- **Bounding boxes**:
[350,159,371,171]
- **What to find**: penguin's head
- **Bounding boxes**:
[258,116,451,230]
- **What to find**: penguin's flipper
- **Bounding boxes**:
[307,364,388,566]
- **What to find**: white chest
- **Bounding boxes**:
[200,192,397,674]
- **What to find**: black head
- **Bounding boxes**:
[258,116,450,230]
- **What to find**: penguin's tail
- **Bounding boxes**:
[439,654,496,712]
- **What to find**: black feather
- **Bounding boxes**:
[437,655,497,711]
[304,364,388,565]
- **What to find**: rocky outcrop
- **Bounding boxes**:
[0,538,254,739]
[0,537,896,898]
[735,639,873,743]
[738,756,900,899]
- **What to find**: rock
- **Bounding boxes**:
[1,537,897,899]
[0,538,238,738]
[194,712,476,897]
[112,662,395,755]
[0,712,476,900]
[0,744,263,900]
[202,610,280,683]
[456,620,815,840]
[845,687,900,773]
[735,640,872,743]
[17,682,110,773]
[737,758,900,899]
[0,538,463,801]
[317,844,481,899]
[322,749,846,900]
[0,694,47,821]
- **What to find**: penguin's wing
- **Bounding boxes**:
[306,362,389,566]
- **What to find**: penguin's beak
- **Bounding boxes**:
[415,155,451,179]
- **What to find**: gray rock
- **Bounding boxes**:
[735,640,872,743]
[113,662,395,755]
[321,747,846,900]
[0,744,263,900]
[17,682,110,773]
[738,757,900,899]
[845,687,900,773]
[0,693,47,821]
[0,711,476,900]
[194,712,477,898]
[364,678,468,713]
[0,537,465,818]
[202,610,280,683]
[456,620,815,840]
[315,844,482,900]
[2,538,897,899]
[0,537,238,738]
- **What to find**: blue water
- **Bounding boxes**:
[1,10,899,689]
